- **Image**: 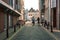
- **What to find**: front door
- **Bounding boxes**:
[53,8,56,28]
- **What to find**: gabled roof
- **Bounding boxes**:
[28,8,39,12]
[29,8,35,12]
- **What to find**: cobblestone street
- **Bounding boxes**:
[7,24,58,40]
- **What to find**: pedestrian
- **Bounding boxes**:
[41,18,44,25]
[44,20,47,27]
[32,16,35,26]
[47,22,50,29]
[37,17,40,24]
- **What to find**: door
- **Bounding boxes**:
[53,8,56,28]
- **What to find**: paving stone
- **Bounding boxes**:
[11,25,56,40]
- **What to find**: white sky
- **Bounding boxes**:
[24,0,39,10]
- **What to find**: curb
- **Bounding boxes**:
[6,26,23,40]
[40,25,59,40]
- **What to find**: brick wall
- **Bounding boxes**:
[13,16,18,26]
[0,11,4,32]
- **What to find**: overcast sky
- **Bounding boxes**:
[24,0,39,10]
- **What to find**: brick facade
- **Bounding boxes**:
[13,16,18,26]
[0,8,4,32]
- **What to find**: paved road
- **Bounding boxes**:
[11,25,57,40]
[53,32,60,40]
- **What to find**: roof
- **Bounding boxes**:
[28,8,39,12]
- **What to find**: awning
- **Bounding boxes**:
[0,0,21,17]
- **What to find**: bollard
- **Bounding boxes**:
[6,26,9,38]
[47,22,49,29]
[51,25,53,32]
[19,24,20,28]
[14,25,16,32]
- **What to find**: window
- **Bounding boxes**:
[9,0,13,7]
[15,0,20,10]
[29,14,32,16]
[15,0,18,10]
[15,0,18,4]
[18,0,20,10]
